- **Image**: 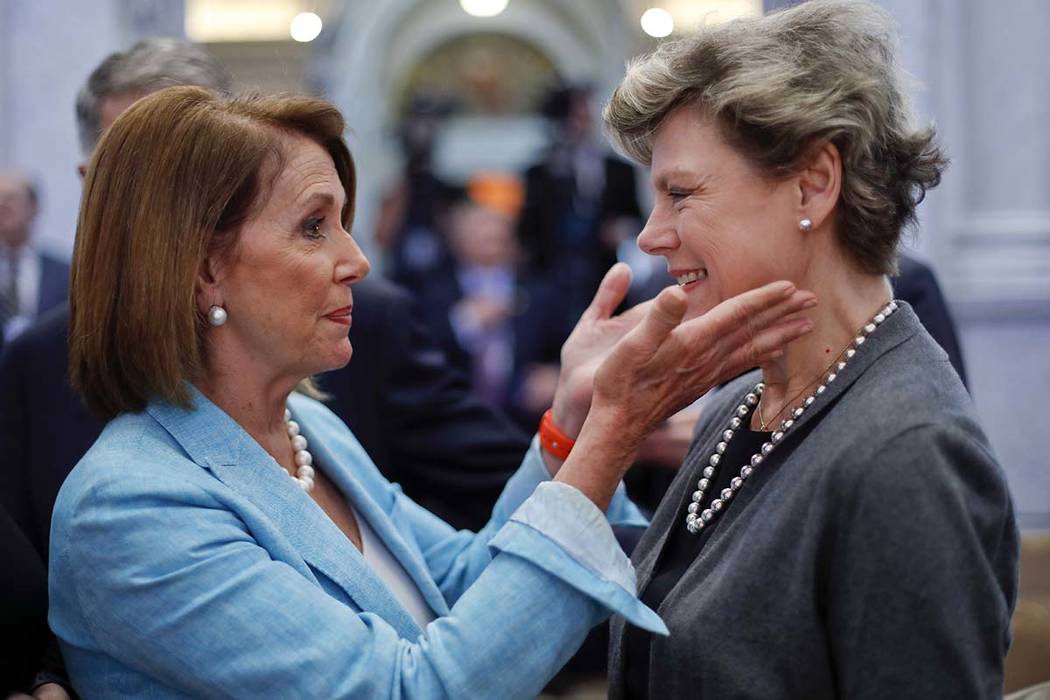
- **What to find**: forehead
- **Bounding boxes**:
[650,106,733,178]
[266,134,343,204]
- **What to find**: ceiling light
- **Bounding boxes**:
[460,0,509,18]
[290,11,323,42]
[641,8,674,38]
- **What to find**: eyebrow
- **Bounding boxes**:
[653,169,707,191]
[299,191,341,210]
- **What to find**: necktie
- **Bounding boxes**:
[0,251,20,332]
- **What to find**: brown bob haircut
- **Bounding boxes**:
[70,86,356,419]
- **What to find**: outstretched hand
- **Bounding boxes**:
[592,280,815,445]
[551,263,651,438]
[553,279,816,510]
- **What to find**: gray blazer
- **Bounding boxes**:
[608,303,1018,699]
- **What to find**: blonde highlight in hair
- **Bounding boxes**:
[71,86,353,418]
[604,0,946,274]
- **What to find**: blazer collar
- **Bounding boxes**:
[632,301,922,596]
[146,386,432,639]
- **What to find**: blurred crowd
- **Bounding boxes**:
[1,28,1044,699]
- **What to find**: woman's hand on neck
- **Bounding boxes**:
[754,256,892,431]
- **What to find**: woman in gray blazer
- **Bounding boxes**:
[568,0,1018,696]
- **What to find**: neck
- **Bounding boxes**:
[755,265,892,430]
[194,357,299,467]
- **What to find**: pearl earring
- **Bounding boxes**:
[799,218,813,232]
[207,305,228,327]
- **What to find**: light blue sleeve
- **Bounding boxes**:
[393,437,652,614]
[51,438,663,700]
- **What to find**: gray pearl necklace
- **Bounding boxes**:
[684,300,898,535]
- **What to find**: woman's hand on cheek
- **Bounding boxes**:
[551,263,651,438]
[590,281,817,448]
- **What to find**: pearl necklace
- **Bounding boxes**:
[284,408,316,493]
[684,300,897,535]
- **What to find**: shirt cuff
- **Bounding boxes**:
[489,481,667,634]
[512,481,637,591]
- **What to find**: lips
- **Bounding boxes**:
[670,268,708,286]
[324,306,353,326]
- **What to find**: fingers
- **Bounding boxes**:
[581,262,632,322]
[714,287,817,351]
[729,316,814,371]
[703,281,800,335]
[628,285,688,354]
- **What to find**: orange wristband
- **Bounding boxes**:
[539,409,575,460]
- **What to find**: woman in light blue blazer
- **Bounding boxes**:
[49,86,815,698]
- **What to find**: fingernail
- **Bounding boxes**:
[803,297,818,308]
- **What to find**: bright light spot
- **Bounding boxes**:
[290,12,323,42]
[641,8,674,38]
[460,0,509,18]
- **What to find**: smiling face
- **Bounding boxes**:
[203,132,370,384]
[638,106,811,320]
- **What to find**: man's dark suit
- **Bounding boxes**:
[893,254,967,387]
[0,276,529,559]
[37,254,70,315]
[0,253,68,354]
[517,154,642,274]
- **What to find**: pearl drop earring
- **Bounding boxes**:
[799,218,813,232]
[207,305,228,327]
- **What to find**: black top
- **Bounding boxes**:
[623,399,773,698]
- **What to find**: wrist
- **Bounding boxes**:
[539,409,575,461]
[551,372,587,439]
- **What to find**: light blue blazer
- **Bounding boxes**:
[49,389,664,699]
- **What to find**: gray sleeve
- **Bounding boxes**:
[825,424,1018,699]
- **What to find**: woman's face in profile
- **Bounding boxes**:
[210,133,370,382]
[638,106,808,320]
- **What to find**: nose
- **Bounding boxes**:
[335,229,371,286]
[636,206,679,257]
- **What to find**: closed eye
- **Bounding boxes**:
[668,189,690,203]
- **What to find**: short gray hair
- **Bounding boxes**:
[75,38,231,156]
[604,0,946,275]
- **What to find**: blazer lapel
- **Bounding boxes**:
[147,387,425,640]
[295,413,451,617]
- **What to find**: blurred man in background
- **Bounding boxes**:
[0,171,68,349]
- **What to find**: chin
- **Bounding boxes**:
[312,340,354,375]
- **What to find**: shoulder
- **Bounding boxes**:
[819,345,1008,523]
[39,252,70,274]
[54,411,217,523]
[0,304,68,364]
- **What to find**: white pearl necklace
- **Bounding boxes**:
[284,408,316,493]
[684,300,898,535]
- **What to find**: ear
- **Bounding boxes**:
[795,140,842,230]
[76,163,88,180]
[196,253,225,316]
